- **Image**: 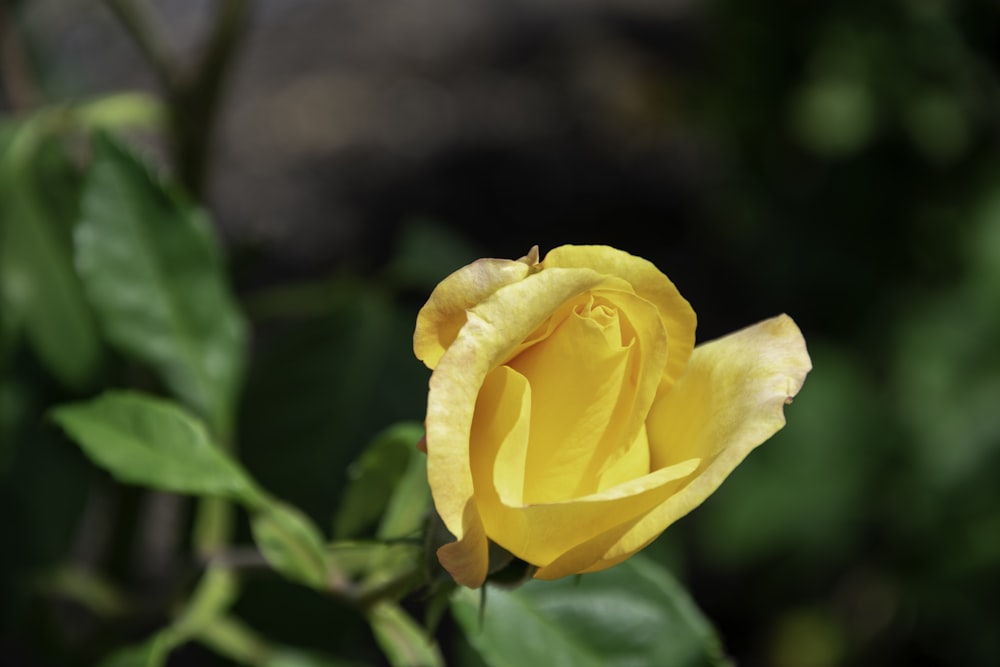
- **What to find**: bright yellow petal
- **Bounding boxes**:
[424,266,610,587]
[562,314,811,570]
[533,518,652,580]
[470,365,532,527]
[596,417,651,490]
[413,258,532,369]
[508,290,664,503]
[488,455,701,570]
[541,315,810,579]
[542,245,696,388]
[648,313,811,469]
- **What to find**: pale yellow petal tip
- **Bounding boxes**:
[519,245,541,271]
[771,312,813,390]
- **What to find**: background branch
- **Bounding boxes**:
[0,0,43,111]
[103,0,251,197]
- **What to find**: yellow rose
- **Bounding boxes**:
[414,245,811,588]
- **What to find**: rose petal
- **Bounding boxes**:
[485,449,701,570]
[533,515,652,581]
[425,265,612,587]
[413,258,532,370]
[647,313,811,469]
[470,365,700,572]
[596,417,651,490]
[543,245,696,388]
[470,365,532,515]
[508,292,661,503]
[564,314,811,575]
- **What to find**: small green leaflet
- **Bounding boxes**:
[50,391,260,503]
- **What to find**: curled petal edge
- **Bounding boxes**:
[414,258,532,370]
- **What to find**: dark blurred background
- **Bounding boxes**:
[3,0,1000,666]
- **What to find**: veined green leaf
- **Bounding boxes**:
[52,390,340,592]
[76,133,246,439]
[451,555,732,667]
[50,391,261,503]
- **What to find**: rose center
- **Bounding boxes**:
[504,292,650,504]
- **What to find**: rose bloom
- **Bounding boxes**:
[414,245,811,588]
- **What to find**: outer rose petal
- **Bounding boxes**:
[536,314,810,579]
[543,245,696,388]
[414,252,536,369]
[426,265,611,587]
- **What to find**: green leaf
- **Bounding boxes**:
[76,133,247,439]
[52,391,342,591]
[251,500,332,590]
[378,431,431,541]
[368,601,445,667]
[50,391,260,503]
[335,422,425,540]
[74,92,167,132]
[0,125,102,388]
[451,555,731,667]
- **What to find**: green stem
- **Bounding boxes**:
[193,496,235,559]
[167,0,250,198]
[193,421,239,557]
[104,0,251,197]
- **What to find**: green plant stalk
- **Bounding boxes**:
[168,0,250,198]
[193,496,235,558]
[104,0,251,197]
